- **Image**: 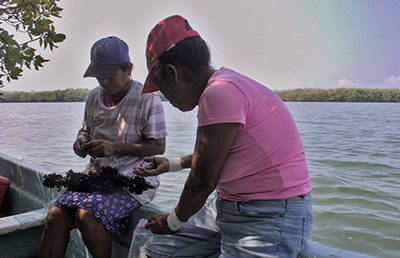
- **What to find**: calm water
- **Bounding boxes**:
[0,101,399,257]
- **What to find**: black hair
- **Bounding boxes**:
[119,62,130,72]
[150,33,211,84]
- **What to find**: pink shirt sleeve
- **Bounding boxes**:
[198,82,248,127]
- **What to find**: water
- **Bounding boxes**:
[0,101,399,257]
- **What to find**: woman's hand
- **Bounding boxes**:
[145,213,176,234]
[133,157,170,177]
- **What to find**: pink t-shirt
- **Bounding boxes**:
[198,68,311,202]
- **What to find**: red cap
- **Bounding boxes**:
[142,15,200,94]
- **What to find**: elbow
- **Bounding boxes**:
[156,146,165,155]
[156,138,166,155]
[191,184,216,199]
[190,178,218,197]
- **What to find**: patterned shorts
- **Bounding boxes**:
[53,190,141,236]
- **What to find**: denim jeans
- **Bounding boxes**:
[145,193,313,258]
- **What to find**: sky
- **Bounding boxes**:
[2,0,400,92]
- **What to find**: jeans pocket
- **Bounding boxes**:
[236,200,285,217]
[300,216,313,251]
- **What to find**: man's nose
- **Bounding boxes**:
[97,78,110,86]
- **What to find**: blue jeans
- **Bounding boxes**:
[145,193,313,258]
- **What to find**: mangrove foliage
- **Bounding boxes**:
[275,88,400,102]
[1,88,399,103]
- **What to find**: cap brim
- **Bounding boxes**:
[83,62,120,79]
[141,75,160,94]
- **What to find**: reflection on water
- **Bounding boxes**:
[0,101,399,257]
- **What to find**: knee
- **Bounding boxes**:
[75,209,97,230]
[45,205,75,231]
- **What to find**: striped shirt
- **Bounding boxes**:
[81,80,167,204]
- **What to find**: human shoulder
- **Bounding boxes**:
[202,68,247,103]
[198,70,248,126]
[125,81,163,109]
[207,67,242,85]
[86,86,102,100]
[83,86,102,108]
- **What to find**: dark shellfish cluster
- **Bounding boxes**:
[43,167,154,195]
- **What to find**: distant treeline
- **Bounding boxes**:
[1,87,399,103]
[0,88,91,102]
[275,88,400,102]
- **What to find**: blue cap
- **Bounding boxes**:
[84,36,130,79]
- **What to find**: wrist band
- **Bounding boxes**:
[168,158,182,172]
[167,209,185,231]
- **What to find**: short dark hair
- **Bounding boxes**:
[150,35,211,84]
[119,62,130,72]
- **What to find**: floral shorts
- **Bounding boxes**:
[54,190,141,236]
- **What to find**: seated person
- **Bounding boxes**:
[134,15,313,258]
[39,36,167,258]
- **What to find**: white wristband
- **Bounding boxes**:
[168,158,182,172]
[167,209,185,231]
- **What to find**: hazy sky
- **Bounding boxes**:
[3,0,400,92]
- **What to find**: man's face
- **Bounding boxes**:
[96,65,131,96]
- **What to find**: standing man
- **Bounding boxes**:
[40,36,167,258]
[135,15,313,258]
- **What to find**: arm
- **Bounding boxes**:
[78,88,167,158]
[176,123,239,220]
[81,137,166,158]
[179,154,193,169]
[133,154,193,177]
[145,123,240,233]
[115,138,166,157]
[73,129,91,158]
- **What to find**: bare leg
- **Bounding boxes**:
[39,205,77,258]
[76,209,112,258]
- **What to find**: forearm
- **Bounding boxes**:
[175,154,193,169]
[175,170,217,221]
[146,123,240,234]
[174,149,220,221]
[114,138,166,157]
[174,124,240,222]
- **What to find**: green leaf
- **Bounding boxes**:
[40,18,54,26]
[0,0,65,87]
[53,33,65,42]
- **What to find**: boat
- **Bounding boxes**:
[0,152,377,258]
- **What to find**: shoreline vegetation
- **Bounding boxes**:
[0,87,399,103]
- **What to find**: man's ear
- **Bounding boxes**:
[164,64,179,83]
[127,62,134,75]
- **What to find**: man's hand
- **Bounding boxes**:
[81,140,116,157]
[133,157,169,177]
[73,135,90,158]
[145,213,176,234]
